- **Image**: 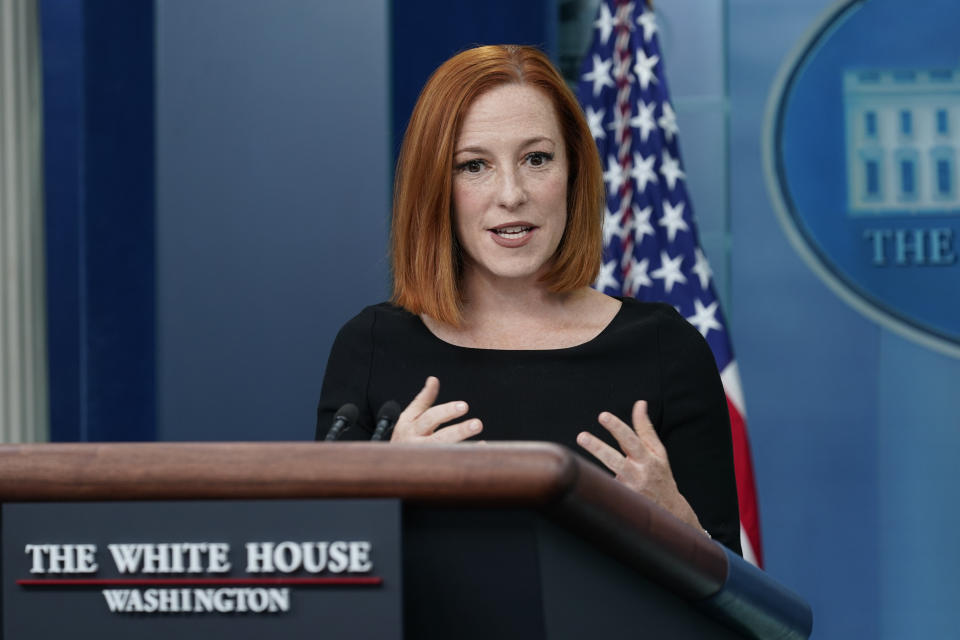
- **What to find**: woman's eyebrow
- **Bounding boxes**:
[453,145,489,156]
[454,136,556,156]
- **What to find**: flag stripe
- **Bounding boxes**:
[727,395,764,567]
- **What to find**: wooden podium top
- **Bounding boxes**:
[0,442,812,639]
[0,441,724,597]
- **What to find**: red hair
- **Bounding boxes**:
[391,45,604,326]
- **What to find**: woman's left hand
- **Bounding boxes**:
[576,400,706,535]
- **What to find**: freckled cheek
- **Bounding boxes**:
[534,172,568,211]
[452,184,494,229]
[529,165,566,188]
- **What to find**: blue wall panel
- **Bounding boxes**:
[391,0,557,154]
[155,0,391,441]
[41,0,155,442]
[877,332,960,638]
[39,0,83,442]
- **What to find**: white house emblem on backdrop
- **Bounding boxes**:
[765,0,960,357]
[844,68,959,218]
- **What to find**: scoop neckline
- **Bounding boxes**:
[412,297,627,353]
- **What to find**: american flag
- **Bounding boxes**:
[578,0,763,566]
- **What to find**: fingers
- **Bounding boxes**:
[579,400,665,471]
[596,411,644,459]
[581,403,692,527]
[397,376,468,436]
[630,400,666,457]
[431,419,483,443]
[398,376,441,423]
[413,400,471,436]
[393,376,478,443]
[576,431,624,474]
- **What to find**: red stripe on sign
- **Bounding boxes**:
[726,395,764,568]
[17,577,382,587]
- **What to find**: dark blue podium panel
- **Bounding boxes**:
[402,507,747,640]
[2,500,400,639]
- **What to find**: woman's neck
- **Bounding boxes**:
[419,268,620,350]
[458,268,569,326]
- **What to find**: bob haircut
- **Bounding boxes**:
[391,44,604,326]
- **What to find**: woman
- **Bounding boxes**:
[316,45,741,554]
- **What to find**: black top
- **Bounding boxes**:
[316,298,742,554]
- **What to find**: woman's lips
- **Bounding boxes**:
[488,224,536,248]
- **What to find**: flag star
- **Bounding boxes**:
[658,102,679,142]
[603,155,626,195]
[603,206,627,246]
[586,106,606,141]
[632,49,659,90]
[594,259,620,293]
[630,152,657,193]
[637,10,658,42]
[583,54,615,97]
[658,200,688,242]
[659,149,685,190]
[651,251,686,293]
[594,2,618,46]
[630,100,657,143]
[692,248,713,289]
[631,204,655,244]
[624,257,652,296]
[686,299,722,338]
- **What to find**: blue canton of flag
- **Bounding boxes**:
[578,0,764,566]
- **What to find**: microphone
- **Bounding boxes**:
[370,401,401,441]
[325,403,359,441]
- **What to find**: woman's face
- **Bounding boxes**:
[451,84,569,287]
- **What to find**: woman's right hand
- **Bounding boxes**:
[391,376,483,443]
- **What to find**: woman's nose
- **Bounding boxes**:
[497,168,528,210]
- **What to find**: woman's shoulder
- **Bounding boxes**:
[603,296,709,353]
[609,296,686,330]
[617,296,677,315]
[335,301,423,341]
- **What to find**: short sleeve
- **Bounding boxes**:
[315,307,377,440]
[656,306,742,555]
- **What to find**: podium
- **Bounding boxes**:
[0,442,811,639]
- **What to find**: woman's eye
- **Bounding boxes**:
[526,152,554,167]
[458,159,485,173]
